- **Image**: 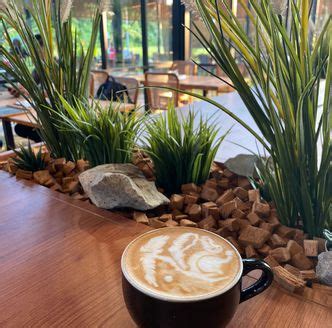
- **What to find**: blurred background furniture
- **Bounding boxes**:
[136,73,233,98]
[114,76,139,106]
[0,90,135,151]
[0,91,37,150]
[145,72,180,110]
[170,60,198,103]
[90,70,109,97]
[216,63,247,79]
[170,60,197,75]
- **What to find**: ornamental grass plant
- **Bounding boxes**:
[0,0,102,160]
[180,0,331,237]
[143,104,227,195]
[12,142,46,172]
[53,96,144,168]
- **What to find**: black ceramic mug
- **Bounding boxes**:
[121,228,273,328]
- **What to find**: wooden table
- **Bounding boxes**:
[0,92,135,150]
[129,74,233,96]
[0,92,35,149]
[0,171,330,327]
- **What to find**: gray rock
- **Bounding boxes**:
[79,163,169,210]
[224,154,260,177]
[316,251,332,286]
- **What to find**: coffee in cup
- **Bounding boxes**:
[122,227,273,327]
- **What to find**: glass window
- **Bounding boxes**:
[146,0,173,68]
[188,0,253,75]
[189,16,211,64]
[104,0,174,73]
[71,0,101,68]
[106,0,143,71]
[189,10,216,76]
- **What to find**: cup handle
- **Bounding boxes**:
[240,259,274,303]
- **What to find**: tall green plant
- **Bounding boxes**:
[52,96,144,167]
[143,104,227,195]
[180,0,331,237]
[0,0,102,160]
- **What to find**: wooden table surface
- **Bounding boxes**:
[0,171,331,327]
[0,92,36,125]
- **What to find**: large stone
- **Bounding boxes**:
[224,154,260,177]
[79,164,169,210]
[316,251,332,286]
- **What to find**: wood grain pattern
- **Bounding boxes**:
[0,171,330,327]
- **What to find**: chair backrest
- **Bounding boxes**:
[216,63,247,78]
[145,72,180,110]
[170,60,197,75]
[114,76,139,105]
[215,65,227,78]
[90,70,109,97]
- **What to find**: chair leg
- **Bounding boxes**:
[2,119,15,150]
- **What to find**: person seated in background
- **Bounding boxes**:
[7,34,43,143]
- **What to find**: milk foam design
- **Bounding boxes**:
[140,235,170,287]
[140,232,234,291]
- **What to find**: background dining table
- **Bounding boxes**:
[0,92,135,150]
[0,171,330,327]
[128,74,234,96]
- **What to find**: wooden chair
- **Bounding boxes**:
[170,60,197,75]
[216,63,247,79]
[114,76,139,106]
[145,72,180,111]
[170,61,197,103]
[215,63,247,94]
[90,70,109,97]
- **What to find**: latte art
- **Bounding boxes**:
[122,228,242,300]
[140,233,233,287]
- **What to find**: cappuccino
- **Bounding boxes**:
[122,227,242,301]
